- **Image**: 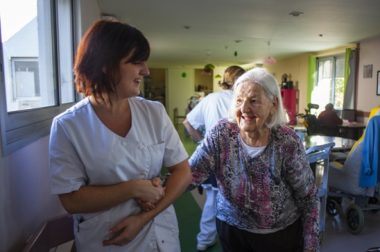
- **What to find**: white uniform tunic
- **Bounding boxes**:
[49,97,188,252]
[186,90,233,135]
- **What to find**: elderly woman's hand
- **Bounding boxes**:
[136,177,164,211]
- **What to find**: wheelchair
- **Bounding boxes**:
[296,103,320,135]
[327,108,380,234]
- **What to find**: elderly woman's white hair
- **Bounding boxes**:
[228,67,288,128]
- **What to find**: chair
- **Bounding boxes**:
[173,107,185,129]
[300,103,320,136]
[327,106,380,234]
[305,142,335,238]
[22,214,75,252]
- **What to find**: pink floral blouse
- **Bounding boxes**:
[190,119,320,251]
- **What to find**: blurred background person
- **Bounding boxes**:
[183,65,245,251]
[317,103,343,127]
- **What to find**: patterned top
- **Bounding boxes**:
[190,119,320,251]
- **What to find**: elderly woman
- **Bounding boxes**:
[190,68,319,252]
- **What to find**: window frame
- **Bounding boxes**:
[315,54,345,110]
[0,0,77,155]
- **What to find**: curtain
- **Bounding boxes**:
[343,48,356,109]
[343,48,351,92]
[307,55,317,104]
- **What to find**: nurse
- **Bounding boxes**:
[49,19,192,251]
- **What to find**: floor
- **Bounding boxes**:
[190,190,380,252]
[321,207,380,252]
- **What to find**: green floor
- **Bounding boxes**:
[173,125,222,252]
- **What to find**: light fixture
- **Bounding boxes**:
[101,13,118,21]
[202,63,215,75]
[233,40,241,58]
[264,56,277,65]
[263,41,277,65]
[289,10,304,17]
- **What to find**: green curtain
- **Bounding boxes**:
[344,48,351,93]
[307,55,316,104]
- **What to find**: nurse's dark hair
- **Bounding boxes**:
[219,65,245,90]
[74,19,150,100]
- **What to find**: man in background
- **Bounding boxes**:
[183,65,245,251]
[318,103,343,127]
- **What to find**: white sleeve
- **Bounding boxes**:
[186,99,206,130]
[49,118,87,194]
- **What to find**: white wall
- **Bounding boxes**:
[0,137,66,251]
[357,35,380,113]
[166,67,196,119]
[165,65,232,121]
[266,54,309,115]
[75,0,101,36]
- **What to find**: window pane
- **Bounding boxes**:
[313,58,333,113]
[12,58,40,98]
[334,56,345,109]
[57,0,75,103]
[0,0,56,112]
[313,55,345,112]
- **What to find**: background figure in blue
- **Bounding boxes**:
[183,66,245,251]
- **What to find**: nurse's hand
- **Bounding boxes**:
[103,214,144,246]
[136,177,164,211]
[134,179,165,203]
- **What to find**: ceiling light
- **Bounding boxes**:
[264,56,277,65]
[263,41,277,65]
[289,10,304,17]
[101,13,118,21]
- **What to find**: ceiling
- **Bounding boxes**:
[97,0,380,67]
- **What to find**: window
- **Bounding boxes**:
[12,57,40,100]
[312,55,345,113]
[0,0,76,155]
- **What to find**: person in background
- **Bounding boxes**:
[49,19,192,251]
[183,65,245,251]
[189,68,320,252]
[317,103,343,127]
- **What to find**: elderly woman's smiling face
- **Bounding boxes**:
[234,81,276,133]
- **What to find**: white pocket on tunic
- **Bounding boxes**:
[143,142,165,177]
[74,212,112,251]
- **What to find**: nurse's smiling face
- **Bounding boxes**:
[234,81,276,133]
[115,56,150,98]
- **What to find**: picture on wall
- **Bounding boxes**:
[363,64,373,78]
